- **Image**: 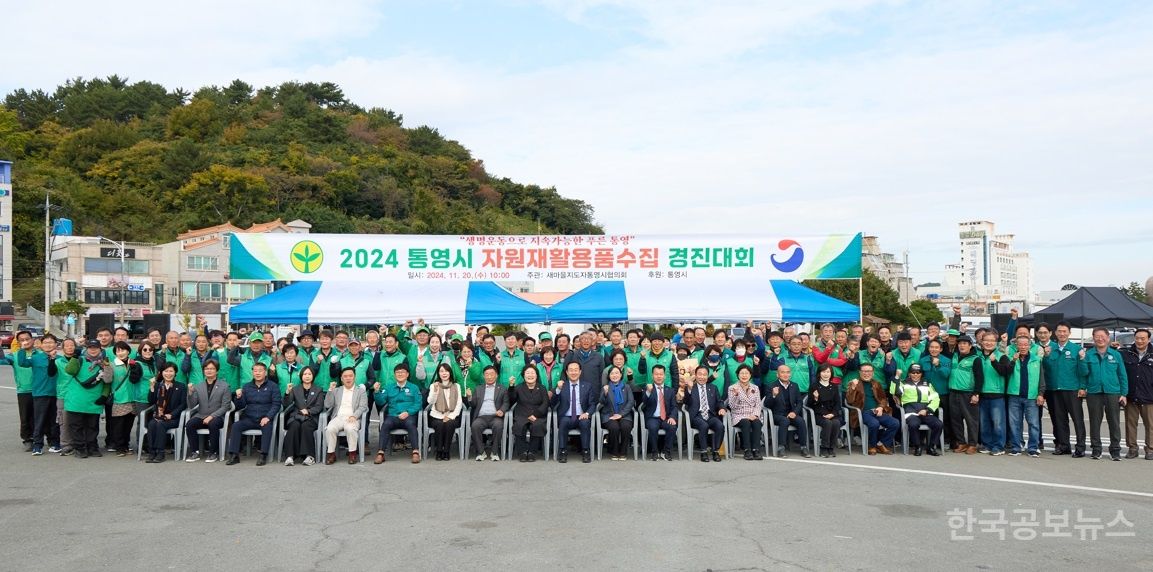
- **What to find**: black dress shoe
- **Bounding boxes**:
[744,450,753,460]
[700,452,710,462]
[256,456,267,466]
[558,451,568,463]
[1072,451,1085,458]
[712,450,722,462]
[927,447,941,457]
[154,454,166,463]
[914,447,922,457]
[225,455,240,465]
[527,452,536,462]
[582,451,591,463]
[753,451,764,460]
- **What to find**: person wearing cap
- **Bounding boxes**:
[884,332,922,384]
[61,341,111,458]
[947,335,980,454]
[1006,335,1047,457]
[892,364,943,456]
[323,367,369,465]
[374,363,423,464]
[397,320,432,386]
[228,331,274,389]
[225,362,280,466]
[1045,322,1087,457]
[537,331,553,353]
[296,331,319,367]
[468,365,509,461]
[329,338,374,390]
[447,332,466,356]
[942,329,961,359]
[184,360,230,462]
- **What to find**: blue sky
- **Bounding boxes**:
[3,0,1151,291]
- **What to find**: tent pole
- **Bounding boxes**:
[858,277,864,324]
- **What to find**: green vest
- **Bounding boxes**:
[374,349,409,389]
[64,357,106,415]
[498,349,526,387]
[134,360,156,403]
[1006,354,1043,399]
[535,361,564,392]
[10,350,33,393]
[297,346,320,368]
[275,362,306,395]
[949,354,978,392]
[782,353,813,392]
[644,349,676,387]
[623,347,646,386]
[111,361,135,405]
[978,352,1006,395]
[314,349,339,388]
[339,353,374,387]
[55,354,77,401]
[237,349,274,389]
[162,349,190,385]
[185,351,214,386]
[215,348,239,390]
[891,348,922,381]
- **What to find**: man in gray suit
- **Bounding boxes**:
[184,360,232,462]
[323,367,369,464]
[469,366,509,461]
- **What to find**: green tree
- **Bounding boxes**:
[804,270,912,324]
[50,300,88,316]
[175,165,273,227]
[1121,281,1147,303]
[909,299,945,325]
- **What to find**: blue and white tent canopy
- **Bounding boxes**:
[546,280,859,323]
[229,281,548,324]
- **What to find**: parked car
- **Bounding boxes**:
[0,331,13,347]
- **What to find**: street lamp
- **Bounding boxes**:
[96,236,127,328]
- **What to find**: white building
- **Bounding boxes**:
[861,235,913,305]
[949,220,1034,302]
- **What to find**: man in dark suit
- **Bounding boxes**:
[469,365,510,461]
[551,361,597,463]
[683,365,726,461]
[641,365,679,461]
[764,364,811,458]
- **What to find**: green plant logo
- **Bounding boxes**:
[290,241,323,274]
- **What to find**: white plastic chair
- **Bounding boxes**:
[552,408,600,460]
[684,407,725,460]
[594,404,641,460]
[423,404,468,460]
[275,409,324,462]
[321,409,368,463]
[804,404,852,456]
[229,407,281,458]
[180,403,234,461]
[724,407,769,458]
[901,406,946,454]
[766,406,816,455]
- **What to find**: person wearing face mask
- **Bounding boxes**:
[701,345,728,396]
[512,364,550,461]
[426,363,463,461]
[725,337,764,394]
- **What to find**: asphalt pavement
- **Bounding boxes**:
[1,369,1151,571]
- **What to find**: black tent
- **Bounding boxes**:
[1022,287,1153,329]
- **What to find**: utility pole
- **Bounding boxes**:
[43,192,50,332]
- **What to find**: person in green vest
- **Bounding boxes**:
[214,332,242,392]
[840,337,862,389]
[130,342,158,412]
[1078,327,1129,461]
[884,332,923,384]
[761,331,786,385]
[641,333,678,388]
[780,336,816,393]
[1005,335,1047,457]
[622,330,647,388]
[182,334,216,386]
[228,331,274,390]
[51,338,81,456]
[363,329,382,357]
[63,340,112,458]
[158,330,190,386]
[475,333,501,371]
[312,330,340,389]
[725,337,764,394]
[499,332,527,388]
[973,331,1012,455]
[699,345,728,395]
[273,344,307,395]
[414,334,455,391]
[948,335,979,455]
[917,339,952,449]
[1044,322,1087,457]
[535,346,564,393]
[17,333,62,455]
[892,364,943,456]
[601,328,625,359]
[296,331,319,367]
[4,331,37,451]
[330,339,374,391]
[106,341,141,456]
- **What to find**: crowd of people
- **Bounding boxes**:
[5,307,1150,467]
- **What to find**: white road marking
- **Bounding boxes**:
[763,456,1153,499]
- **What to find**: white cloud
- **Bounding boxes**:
[3,0,1151,290]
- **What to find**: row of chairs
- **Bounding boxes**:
[131,398,946,463]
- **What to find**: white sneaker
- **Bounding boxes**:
[204,455,218,463]
[491,455,500,462]
[185,452,200,463]
[302,456,315,466]
[476,454,487,461]
[284,457,295,466]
